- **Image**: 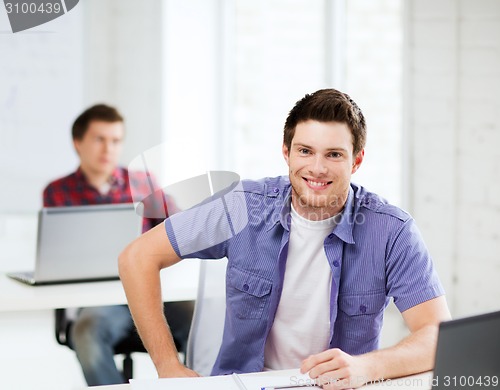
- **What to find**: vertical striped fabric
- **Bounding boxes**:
[164,176,445,375]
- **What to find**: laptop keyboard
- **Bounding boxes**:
[7,271,35,285]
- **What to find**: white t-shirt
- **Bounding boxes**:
[264,205,336,370]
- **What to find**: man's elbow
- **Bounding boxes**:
[118,240,140,280]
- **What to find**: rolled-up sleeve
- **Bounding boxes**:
[385,218,445,312]
[165,182,249,259]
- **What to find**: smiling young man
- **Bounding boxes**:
[284,120,363,221]
[119,89,451,389]
[43,104,193,386]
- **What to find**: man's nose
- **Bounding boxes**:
[103,141,115,153]
[310,155,328,174]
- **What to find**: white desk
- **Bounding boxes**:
[0,259,199,312]
[87,371,434,390]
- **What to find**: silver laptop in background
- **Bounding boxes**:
[432,310,500,389]
[8,203,143,285]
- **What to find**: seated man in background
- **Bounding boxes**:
[43,104,193,386]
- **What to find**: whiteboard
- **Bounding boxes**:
[0,4,84,212]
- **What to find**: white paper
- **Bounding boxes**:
[130,375,236,390]
[130,369,314,390]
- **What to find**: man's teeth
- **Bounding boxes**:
[308,180,328,187]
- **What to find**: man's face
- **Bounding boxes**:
[73,120,124,178]
[283,120,364,221]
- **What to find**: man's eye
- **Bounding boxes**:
[329,152,342,158]
[299,149,310,155]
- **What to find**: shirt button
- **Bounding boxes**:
[273,188,279,193]
[333,261,340,267]
[360,305,367,314]
[243,283,249,291]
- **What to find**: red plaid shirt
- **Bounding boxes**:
[43,167,165,231]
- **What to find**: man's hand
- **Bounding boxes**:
[301,348,370,389]
[300,298,451,389]
[157,361,201,378]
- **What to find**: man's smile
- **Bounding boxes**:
[303,178,332,190]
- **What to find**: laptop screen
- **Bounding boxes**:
[34,203,143,283]
[432,310,500,389]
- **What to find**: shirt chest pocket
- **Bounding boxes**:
[227,267,273,319]
[337,292,387,343]
[338,292,387,316]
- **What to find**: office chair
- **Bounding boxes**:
[54,308,145,381]
[55,301,194,381]
[186,258,227,376]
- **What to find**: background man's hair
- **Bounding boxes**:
[283,89,366,155]
[72,104,124,140]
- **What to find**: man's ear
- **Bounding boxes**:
[73,139,81,156]
[351,149,364,174]
[282,144,290,165]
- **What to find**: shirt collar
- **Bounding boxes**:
[109,167,126,187]
[332,186,356,244]
[277,184,356,244]
[75,166,126,189]
[74,167,85,181]
[278,185,292,231]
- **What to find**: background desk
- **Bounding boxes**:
[0,259,199,312]
[0,259,199,390]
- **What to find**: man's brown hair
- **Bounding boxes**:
[283,89,366,155]
[72,104,124,140]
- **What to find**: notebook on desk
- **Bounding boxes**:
[432,309,500,389]
[7,203,143,285]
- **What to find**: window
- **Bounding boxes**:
[162,0,402,206]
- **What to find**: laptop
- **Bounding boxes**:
[7,203,143,285]
[432,310,500,389]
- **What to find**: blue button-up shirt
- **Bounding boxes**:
[165,176,445,375]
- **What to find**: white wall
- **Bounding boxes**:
[84,0,164,166]
[346,0,403,206]
[405,0,500,316]
[0,2,83,212]
[161,0,222,185]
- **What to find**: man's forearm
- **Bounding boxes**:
[140,313,184,375]
[118,238,183,375]
[362,324,439,382]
